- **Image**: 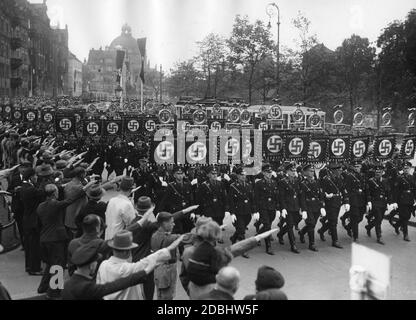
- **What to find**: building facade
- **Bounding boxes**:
[0,0,69,97]
[68,51,82,97]
[84,24,144,98]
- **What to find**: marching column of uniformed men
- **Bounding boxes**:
[76,134,416,253]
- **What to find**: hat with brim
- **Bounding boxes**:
[55,160,68,170]
[86,186,105,201]
[136,196,152,213]
[35,164,54,177]
[108,230,138,250]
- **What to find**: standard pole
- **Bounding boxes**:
[159,64,162,103]
[276,8,280,95]
[141,79,144,112]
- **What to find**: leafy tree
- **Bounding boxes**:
[165,60,203,98]
[227,15,274,104]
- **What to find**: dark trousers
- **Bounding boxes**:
[23,228,41,272]
[15,214,24,246]
[396,204,413,236]
[232,214,252,242]
[367,206,385,239]
[143,271,155,300]
[39,241,66,298]
[259,210,276,247]
[91,163,104,177]
[321,207,339,243]
[277,211,299,247]
[300,211,320,245]
[348,206,365,240]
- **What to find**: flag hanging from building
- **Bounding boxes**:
[137,38,146,84]
[115,50,125,70]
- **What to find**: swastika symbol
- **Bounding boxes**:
[379,140,392,156]
[258,122,268,131]
[188,142,207,162]
[270,106,282,119]
[331,139,346,156]
[353,140,366,158]
[156,141,174,161]
[87,122,99,135]
[27,112,36,121]
[59,119,72,131]
[43,113,53,122]
[128,120,139,132]
[267,135,283,153]
[308,141,322,159]
[211,122,221,132]
[107,122,119,134]
[14,111,21,119]
[145,120,156,131]
[405,140,414,156]
[289,138,304,155]
[225,138,240,157]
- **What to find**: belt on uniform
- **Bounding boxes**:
[244,200,248,203]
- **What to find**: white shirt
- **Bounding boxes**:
[96,248,171,300]
[105,194,137,240]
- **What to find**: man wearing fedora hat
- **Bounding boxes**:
[126,196,198,300]
[96,230,184,300]
[62,241,157,300]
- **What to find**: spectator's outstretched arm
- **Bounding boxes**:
[230,228,279,258]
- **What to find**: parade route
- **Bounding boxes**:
[2,189,416,300]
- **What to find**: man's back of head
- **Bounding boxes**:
[216,266,240,296]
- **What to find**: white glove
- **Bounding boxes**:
[231,214,237,224]
[345,204,350,212]
[367,202,372,212]
[104,162,107,167]
[301,211,307,220]
[275,210,281,219]
[191,178,198,186]
[271,171,277,178]
[216,176,222,181]
[128,165,132,171]
[190,213,196,221]
[282,209,287,218]
[253,212,260,221]
[392,203,398,210]
[325,192,334,199]
[124,158,128,164]
[399,170,404,175]
[223,173,231,182]
[320,208,326,217]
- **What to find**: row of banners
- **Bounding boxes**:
[149,131,416,165]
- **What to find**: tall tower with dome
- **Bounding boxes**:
[84,24,145,98]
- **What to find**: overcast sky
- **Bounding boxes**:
[28,0,415,73]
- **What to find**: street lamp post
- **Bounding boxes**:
[266,3,280,96]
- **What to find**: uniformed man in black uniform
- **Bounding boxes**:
[254,164,279,255]
[344,159,368,242]
[196,166,227,226]
[158,166,194,234]
[276,162,302,254]
[131,157,154,202]
[107,137,128,176]
[319,163,349,249]
[228,166,256,258]
[85,135,106,177]
[299,164,326,252]
[365,162,392,244]
[392,161,416,241]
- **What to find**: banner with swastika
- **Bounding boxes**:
[104,120,122,136]
[123,117,141,135]
[373,135,395,160]
[350,136,370,160]
[150,137,176,164]
[400,135,416,160]
[83,119,103,136]
[308,135,328,163]
[283,132,310,161]
[328,134,351,162]
[55,113,76,135]
[11,106,22,123]
[263,130,284,161]
[23,109,38,123]
[41,109,55,124]
[185,134,208,165]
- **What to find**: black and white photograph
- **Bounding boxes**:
[0,0,416,305]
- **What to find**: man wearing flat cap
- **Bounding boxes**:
[365,162,393,244]
[158,165,194,234]
[228,166,256,257]
[319,162,349,248]
[299,164,326,252]
[276,162,302,254]
[196,166,228,227]
[392,161,416,241]
[254,164,280,255]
